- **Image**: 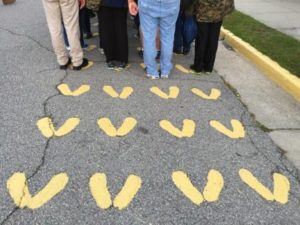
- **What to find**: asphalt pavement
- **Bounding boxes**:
[1,1,300,224]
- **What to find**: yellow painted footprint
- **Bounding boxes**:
[140,63,146,69]
[239,169,290,204]
[103,86,133,99]
[36,117,80,138]
[57,83,90,96]
[84,44,97,52]
[89,173,142,210]
[160,119,195,138]
[97,117,137,137]
[172,170,224,206]
[175,64,190,74]
[7,172,68,209]
[210,119,245,139]
[150,86,179,99]
[191,88,221,100]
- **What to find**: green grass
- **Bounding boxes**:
[223,10,300,77]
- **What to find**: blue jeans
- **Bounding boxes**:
[174,12,196,53]
[139,0,180,76]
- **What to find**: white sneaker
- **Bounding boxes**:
[146,74,159,80]
[160,74,169,79]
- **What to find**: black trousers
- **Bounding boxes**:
[194,21,222,72]
[98,6,128,63]
[80,7,91,35]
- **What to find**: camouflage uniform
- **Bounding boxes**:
[194,0,235,22]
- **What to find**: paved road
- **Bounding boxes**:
[1,1,300,224]
[235,0,300,40]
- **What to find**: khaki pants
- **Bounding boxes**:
[42,0,83,66]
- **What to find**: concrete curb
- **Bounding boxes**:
[220,27,300,102]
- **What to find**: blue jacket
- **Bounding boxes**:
[101,0,128,8]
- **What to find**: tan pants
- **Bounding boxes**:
[42,0,83,66]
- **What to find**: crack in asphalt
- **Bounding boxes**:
[0,26,53,53]
[0,68,70,224]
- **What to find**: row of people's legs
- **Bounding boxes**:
[43,0,223,73]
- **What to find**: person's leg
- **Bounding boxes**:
[99,6,116,63]
[204,21,222,72]
[173,11,183,53]
[80,7,92,36]
[182,15,195,54]
[97,9,103,49]
[139,11,159,77]
[159,9,179,76]
[60,0,83,67]
[79,9,86,48]
[62,23,70,48]
[192,22,209,72]
[113,7,129,64]
[42,0,69,66]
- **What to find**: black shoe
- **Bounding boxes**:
[155,51,161,60]
[106,61,116,69]
[182,49,190,55]
[137,49,144,59]
[59,58,71,70]
[189,64,202,74]
[173,49,182,55]
[73,58,93,71]
[116,62,129,69]
[84,33,93,39]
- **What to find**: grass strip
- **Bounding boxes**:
[223,10,300,77]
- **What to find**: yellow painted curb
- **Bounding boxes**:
[220,27,300,102]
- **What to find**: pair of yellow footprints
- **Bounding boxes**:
[7,173,141,210]
[6,169,290,210]
[36,117,245,139]
[57,84,221,100]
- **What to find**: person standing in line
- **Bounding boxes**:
[190,0,234,73]
[128,0,180,79]
[98,0,129,69]
[42,0,93,70]
[173,0,197,55]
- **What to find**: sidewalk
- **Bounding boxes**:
[222,0,300,169]
[235,0,300,40]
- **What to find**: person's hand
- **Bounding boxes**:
[79,0,86,9]
[128,1,138,16]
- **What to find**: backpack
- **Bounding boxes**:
[86,0,102,11]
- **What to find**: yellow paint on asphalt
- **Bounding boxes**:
[89,173,112,209]
[210,119,245,139]
[172,170,224,206]
[140,63,146,69]
[90,173,142,210]
[85,44,97,52]
[57,83,90,96]
[203,170,224,202]
[113,175,142,210]
[7,172,68,209]
[239,169,290,204]
[160,119,195,138]
[191,88,221,100]
[175,64,190,74]
[172,171,204,205]
[150,86,179,99]
[36,117,80,138]
[97,117,137,137]
[103,86,133,99]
